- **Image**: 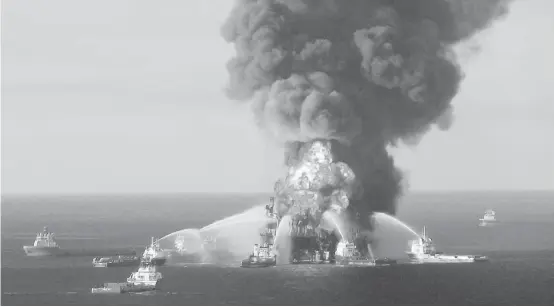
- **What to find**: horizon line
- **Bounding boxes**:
[2,189,554,198]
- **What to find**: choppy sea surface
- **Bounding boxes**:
[2,191,554,305]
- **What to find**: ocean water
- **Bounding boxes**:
[2,191,554,305]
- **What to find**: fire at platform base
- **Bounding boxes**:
[240,197,389,267]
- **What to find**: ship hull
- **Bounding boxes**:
[93,256,141,268]
[241,256,276,268]
[23,246,61,257]
[337,259,375,266]
[374,258,397,266]
[479,220,497,227]
[91,282,157,294]
[408,254,489,264]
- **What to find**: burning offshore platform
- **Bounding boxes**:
[241,140,393,267]
[241,194,392,267]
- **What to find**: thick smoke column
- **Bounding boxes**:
[221,0,511,232]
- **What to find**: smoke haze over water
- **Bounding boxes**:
[221,0,511,229]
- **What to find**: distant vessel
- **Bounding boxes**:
[91,259,162,294]
[23,227,61,256]
[23,227,137,258]
[92,255,141,268]
[479,209,497,226]
[407,226,488,263]
[142,237,167,266]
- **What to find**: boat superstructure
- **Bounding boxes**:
[335,241,374,266]
[92,259,163,294]
[407,226,488,263]
[23,227,61,256]
[142,237,167,266]
[334,235,395,266]
[126,260,163,287]
[479,209,497,227]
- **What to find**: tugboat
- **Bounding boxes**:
[241,241,277,268]
[91,260,163,294]
[334,227,395,266]
[92,255,141,268]
[142,237,168,266]
[335,241,395,266]
[241,201,278,268]
[407,226,488,263]
[23,227,61,256]
[479,209,497,227]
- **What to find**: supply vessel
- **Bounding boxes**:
[91,259,163,294]
[335,240,397,266]
[23,227,61,256]
[23,226,137,257]
[407,226,489,263]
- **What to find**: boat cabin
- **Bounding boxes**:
[408,227,438,256]
[33,227,59,248]
[127,261,162,286]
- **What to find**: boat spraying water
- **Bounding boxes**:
[155,181,428,267]
[156,205,272,264]
[372,212,420,238]
[407,226,488,264]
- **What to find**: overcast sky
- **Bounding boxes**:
[2,0,553,194]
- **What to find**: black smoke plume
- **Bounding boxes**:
[221,0,511,230]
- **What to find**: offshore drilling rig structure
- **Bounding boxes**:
[240,140,398,267]
[241,196,392,267]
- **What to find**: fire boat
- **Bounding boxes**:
[334,228,397,267]
[407,226,489,263]
[240,199,278,268]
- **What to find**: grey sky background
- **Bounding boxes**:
[1,0,553,194]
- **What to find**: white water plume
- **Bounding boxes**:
[370,212,420,259]
[373,212,419,238]
[158,204,272,260]
[368,244,376,262]
[321,210,346,240]
[274,215,293,265]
